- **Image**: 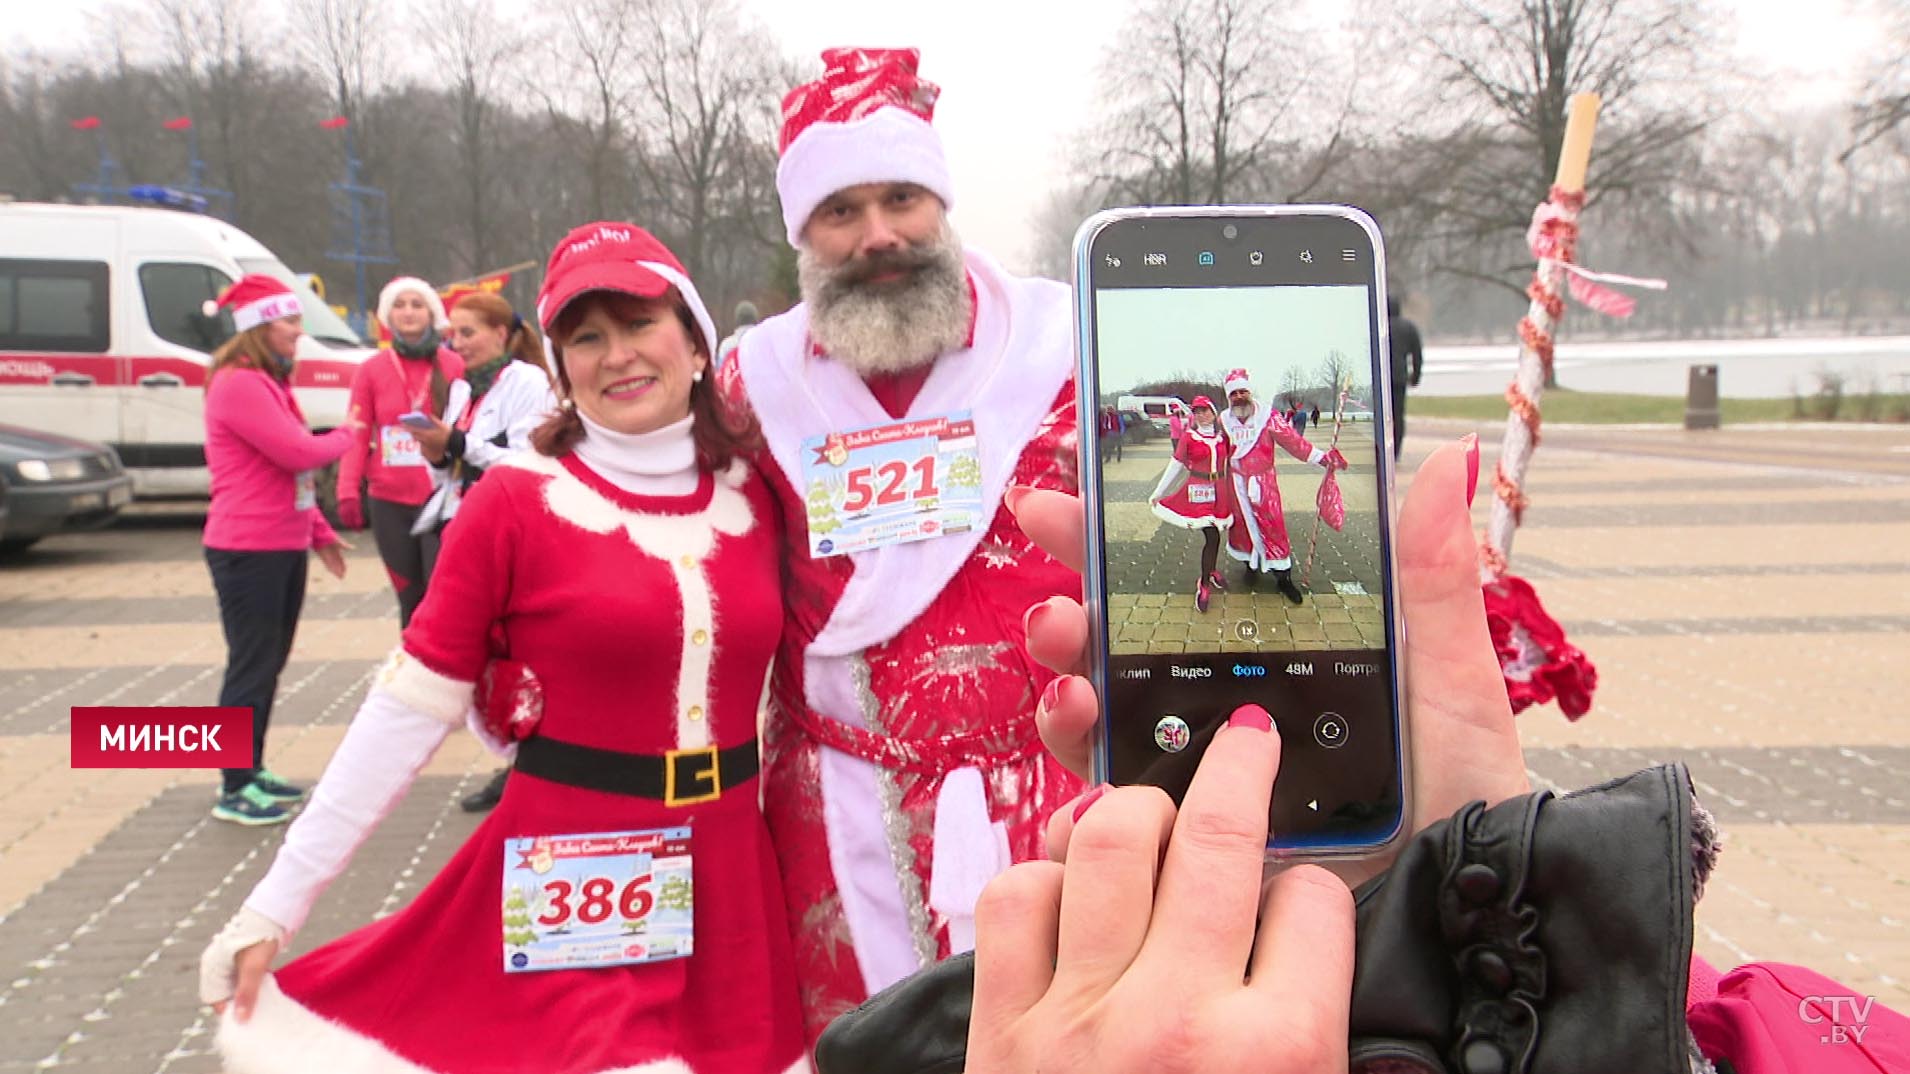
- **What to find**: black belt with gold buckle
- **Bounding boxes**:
[513,735,758,807]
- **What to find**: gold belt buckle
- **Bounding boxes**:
[664,745,722,807]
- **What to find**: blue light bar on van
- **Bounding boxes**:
[127,185,210,212]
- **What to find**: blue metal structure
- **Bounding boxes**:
[70,128,133,204]
[323,121,397,337]
[166,122,235,219]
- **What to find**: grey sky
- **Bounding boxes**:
[0,0,1885,274]
[1095,285,1373,396]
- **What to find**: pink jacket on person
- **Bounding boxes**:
[203,367,350,552]
[336,346,466,507]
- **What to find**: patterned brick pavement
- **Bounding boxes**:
[0,418,1906,1069]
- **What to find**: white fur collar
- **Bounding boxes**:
[1221,403,1273,458]
[499,451,752,562]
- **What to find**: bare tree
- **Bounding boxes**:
[1845,0,1910,160]
[1081,0,1351,206]
[418,0,524,272]
[627,0,789,307]
[288,0,383,124]
[538,0,644,222]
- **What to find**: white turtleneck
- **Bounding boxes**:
[571,411,701,496]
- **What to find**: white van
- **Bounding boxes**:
[1115,394,1191,435]
[0,202,376,501]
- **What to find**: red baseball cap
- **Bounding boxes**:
[534,222,717,356]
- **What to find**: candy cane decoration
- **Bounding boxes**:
[1301,376,1352,590]
[1482,93,1600,581]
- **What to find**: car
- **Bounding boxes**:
[0,424,135,554]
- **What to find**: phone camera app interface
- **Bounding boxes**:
[1089,216,1403,848]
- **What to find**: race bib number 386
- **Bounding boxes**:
[501,827,693,973]
[800,411,985,558]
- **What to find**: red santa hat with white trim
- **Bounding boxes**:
[1224,368,1254,395]
[775,47,953,247]
[202,275,302,332]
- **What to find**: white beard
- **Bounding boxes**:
[799,225,971,377]
[1231,402,1255,421]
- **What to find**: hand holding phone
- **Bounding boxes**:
[398,411,435,431]
[1071,205,1410,862]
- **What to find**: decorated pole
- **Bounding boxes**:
[1301,374,1353,590]
[1483,92,1599,577]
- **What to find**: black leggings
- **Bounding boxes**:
[205,548,307,794]
[368,496,442,627]
[1200,527,1221,583]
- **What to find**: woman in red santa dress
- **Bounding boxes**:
[1147,397,1237,613]
[198,223,805,1074]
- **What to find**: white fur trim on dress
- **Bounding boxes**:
[220,976,709,1074]
[375,649,474,726]
[499,452,752,750]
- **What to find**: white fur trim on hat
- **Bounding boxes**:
[1224,369,1254,395]
[377,276,450,332]
[776,107,954,246]
[635,259,719,361]
[227,292,303,332]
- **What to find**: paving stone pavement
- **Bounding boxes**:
[0,419,1907,1070]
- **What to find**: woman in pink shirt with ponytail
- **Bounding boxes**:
[201,275,363,827]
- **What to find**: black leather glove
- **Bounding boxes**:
[816,764,1702,1074]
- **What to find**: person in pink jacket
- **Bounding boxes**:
[202,275,362,827]
[334,277,466,626]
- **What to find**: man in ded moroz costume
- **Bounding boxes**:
[1219,367,1347,604]
[720,46,1084,1035]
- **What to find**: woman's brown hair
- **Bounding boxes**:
[530,290,761,471]
[451,291,554,386]
[206,325,287,389]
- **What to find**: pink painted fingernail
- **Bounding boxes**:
[1023,600,1052,639]
[1228,704,1274,733]
[1003,485,1033,515]
[1071,784,1108,822]
[1462,434,1481,506]
[1038,675,1065,715]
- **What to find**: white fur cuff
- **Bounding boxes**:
[374,650,474,727]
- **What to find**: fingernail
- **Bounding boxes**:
[1071,784,1108,822]
[1038,674,1065,715]
[1003,485,1033,516]
[1228,704,1274,733]
[1023,599,1052,639]
[1461,434,1480,506]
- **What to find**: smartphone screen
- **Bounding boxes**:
[1074,207,1407,855]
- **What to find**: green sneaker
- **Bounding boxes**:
[212,784,292,827]
[250,769,307,802]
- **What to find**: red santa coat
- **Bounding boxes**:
[1222,404,1325,570]
[723,249,1084,1039]
[1151,423,1236,529]
[225,453,806,1074]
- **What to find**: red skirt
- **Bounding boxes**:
[216,769,806,1074]
[1153,473,1235,530]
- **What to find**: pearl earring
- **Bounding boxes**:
[693,369,705,383]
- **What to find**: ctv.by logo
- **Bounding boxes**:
[1800,994,1876,1044]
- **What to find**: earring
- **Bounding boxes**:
[693,369,705,383]
[560,396,576,411]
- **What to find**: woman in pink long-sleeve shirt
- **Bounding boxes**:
[201,274,362,827]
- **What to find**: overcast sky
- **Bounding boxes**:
[0,0,1887,274]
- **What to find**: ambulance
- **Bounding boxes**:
[0,201,375,504]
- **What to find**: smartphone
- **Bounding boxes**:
[398,411,434,431]
[1072,205,1409,859]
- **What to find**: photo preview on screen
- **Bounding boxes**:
[1082,216,1405,849]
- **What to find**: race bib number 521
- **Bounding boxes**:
[800,411,985,558]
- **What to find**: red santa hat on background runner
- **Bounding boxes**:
[1191,394,1217,411]
[201,274,302,332]
[1224,368,1254,396]
[775,47,954,247]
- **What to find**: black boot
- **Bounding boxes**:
[1274,568,1305,605]
[460,767,510,813]
[1243,567,1260,592]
